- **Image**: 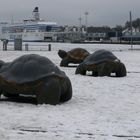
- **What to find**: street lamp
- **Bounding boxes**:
[129,11,133,50]
[78,17,82,41]
[85,11,89,41]
[78,17,82,28]
[85,11,89,28]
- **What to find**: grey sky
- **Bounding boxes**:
[0,0,140,27]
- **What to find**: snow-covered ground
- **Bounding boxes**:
[0,42,140,140]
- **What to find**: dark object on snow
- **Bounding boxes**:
[0,60,5,69]
[75,49,127,77]
[3,39,8,51]
[0,54,72,105]
[58,48,90,67]
[14,38,22,50]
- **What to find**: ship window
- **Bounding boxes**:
[46,26,52,31]
[39,26,46,31]
[2,27,9,33]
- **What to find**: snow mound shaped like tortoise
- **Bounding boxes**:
[58,48,90,67]
[0,60,5,69]
[0,54,72,105]
[75,49,127,77]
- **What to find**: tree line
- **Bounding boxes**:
[125,18,140,29]
[87,18,140,33]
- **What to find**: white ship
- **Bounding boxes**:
[0,7,59,42]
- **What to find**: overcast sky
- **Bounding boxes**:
[0,0,140,27]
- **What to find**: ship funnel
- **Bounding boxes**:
[33,7,40,20]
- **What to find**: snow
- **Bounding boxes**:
[0,42,140,140]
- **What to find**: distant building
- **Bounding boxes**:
[56,26,86,42]
[86,27,122,42]
[122,27,140,41]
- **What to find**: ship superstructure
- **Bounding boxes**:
[0,7,59,42]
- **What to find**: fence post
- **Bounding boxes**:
[3,39,8,51]
[48,44,51,51]
[25,43,29,51]
[14,38,22,51]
